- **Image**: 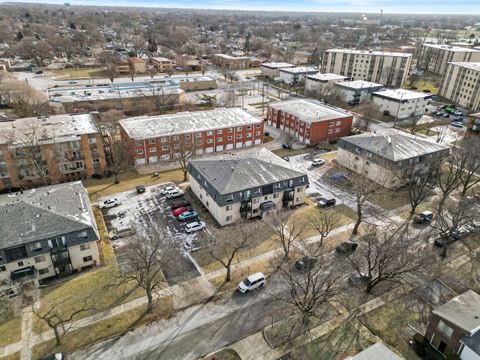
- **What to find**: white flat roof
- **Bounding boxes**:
[213,54,250,60]
[119,108,261,140]
[279,66,318,74]
[306,73,348,82]
[269,99,351,124]
[336,80,384,90]
[326,48,412,57]
[448,62,480,71]
[261,62,295,69]
[373,88,430,101]
[51,87,183,103]
[151,57,173,62]
[422,43,480,52]
[0,113,98,145]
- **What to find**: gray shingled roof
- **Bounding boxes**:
[462,330,480,355]
[189,148,306,194]
[0,181,96,249]
[338,130,449,162]
[348,343,405,360]
[433,290,480,333]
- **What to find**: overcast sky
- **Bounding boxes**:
[4,0,480,14]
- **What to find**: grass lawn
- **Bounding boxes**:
[0,315,22,348]
[285,319,374,359]
[369,187,411,211]
[93,208,116,265]
[359,292,430,359]
[203,348,241,360]
[439,257,480,295]
[403,79,439,94]
[272,147,310,158]
[83,168,184,200]
[33,266,147,334]
[46,67,108,80]
[32,296,173,360]
[0,353,20,360]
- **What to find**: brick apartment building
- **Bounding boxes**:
[0,114,107,192]
[267,99,353,144]
[175,54,201,71]
[150,57,175,72]
[119,108,264,166]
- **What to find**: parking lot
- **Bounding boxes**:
[99,183,211,285]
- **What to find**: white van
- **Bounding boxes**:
[110,226,135,240]
[238,272,265,293]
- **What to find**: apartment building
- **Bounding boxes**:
[177,76,217,91]
[292,50,312,65]
[150,57,175,72]
[418,44,480,75]
[337,130,449,188]
[119,108,264,166]
[128,57,146,73]
[305,73,348,94]
[212,54,251,69]
[371,89,431,119]
[267,99,353,144]
[466,112,480,137]
[175,54,201,71]
[0,114,107,192]
[439,62,480,112]
[322,49,412,87]
[279,66,318,85]
[0,182,100,287]
[187,148,309,226]
[334,80,384,105]
[425,290,480,360]
[260,62,295,79]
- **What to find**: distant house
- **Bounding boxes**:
[212,54,251,69]
[128,57,146,73]
[150,57,175,73]
[267,99,353,145]
[336,130,450,188]
[371,89,432,119]
[187,148,308,226]
[0,182,100,287]
[175,54,201,71]
[260,62,295,80]
[425,290,480,360]
[334,80,384,105]
[279,66,318,85]
[346,342,405,360]
[292,50,312,65]
[304,73,349,95]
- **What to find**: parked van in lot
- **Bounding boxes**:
[110,226,135,240]
[238,272,265,293]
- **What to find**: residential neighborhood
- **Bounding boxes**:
[0,3,479,360]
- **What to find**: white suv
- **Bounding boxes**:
[99,198,121,209]
[166,189,184,199]
[311,158,326,167]
[161,185,178,195]
[238,272,265,293]
[185,221,206,234]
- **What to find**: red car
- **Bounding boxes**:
[173,207,189,217]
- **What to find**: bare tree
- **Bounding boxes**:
[436,156,462,211]
[450,139,480,197]
[347,224,428,293]
[97,51,120,83]
[201,93,217,109]
[105,62,119,83]
[354,103,382,132]
[347,175,379,235]
[111,224,174,313]
[128,64,137,82]
[267,210,306,261]
[108,135,135,184]
[32,294,95,345]
[309,211,339,255]
[170,138,195,181]
[207,221,262,282]
[407,163,440,215]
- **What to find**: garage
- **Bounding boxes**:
[255,139,261,145]
[135,158,146,165]
[226,144,234,150]
[236,142,243,149]
[148,156,158,163]
[196,148,204,155]
[245,140,252,147]
[216,145,224,152]
[206,147,214,153]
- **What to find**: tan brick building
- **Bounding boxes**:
[0,114,107,191]
[150,57,175,72]
[175,54,201,71]
[439,62,480,112]
[212,54,251,69]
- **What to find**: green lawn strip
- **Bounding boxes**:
[32,296,173,360]
[0,315,22,348]
[0,352,21,360]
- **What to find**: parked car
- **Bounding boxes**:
[433,237,446,248]
[282,143,290,149]
[311,158,326,167]
[238,272,265,293]
[451,121,464,128]
[413,210,433,224]
[136,185,146,194]
[35,70,44,75]
[173,207,190,217]
[348,273,369,286]
[41,353,66,360]
[335,241,359,254]
[317,197,336,208]
[166,189,184,199]
[170,198,191,210]
[161,185,178,195]
[110,225,135,240]
[99,198,120,209]
[295,256,317,271]
[178,211,198,221]
[68,81,77,84]
[185,221,206,234]
[282,156,290,162]
[443,113,450,119]
[454,110,463,116]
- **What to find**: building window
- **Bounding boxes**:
[246,125,252,130]
[217,137,223,142]
[228,128,233,133]
[253,198,259,204]
[246,133,252,138]
[88,138,97,144]
[34,255,46,263]
[77,231,88,241]
[227,136,233,141]
[92,158,100,164]
[161,137,167,143]
[237,126,243,131]
[335,128,340,133]
[207,139,213,144]
[173,136,179,141]
[226,216,232,222]
[256,124,261,128]
[226,205,232,211]
[80,244,91,251]
[195,133,202,138]
[185,134,191,140]
[0,266,6,272]
[296,187,302,192]
[38,268,49,275]
[207,131,213,136]
[436,320,453,338]
[236,135,242,139]
[328,129,333,134]
[135,141,142,147]
[255,131,260,136]
[17,261,24,267]
[137,149,144,155]
[149,147,157,153]
[217,129,222,134]
[162,145,168,151]
[83,256,93,263]
[273,193,279,198]
[174,144,180,149]
[31,242,42,252]
[148,139,156,144]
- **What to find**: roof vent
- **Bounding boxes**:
[387,136,392,144]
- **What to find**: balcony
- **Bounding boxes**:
[11,266,37,283]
